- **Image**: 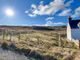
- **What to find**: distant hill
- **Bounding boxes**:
[0,25,66,31]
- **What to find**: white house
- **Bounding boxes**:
[67,16,80,41]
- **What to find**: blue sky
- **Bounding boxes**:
[0,0,80,26]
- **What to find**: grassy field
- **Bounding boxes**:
[0,26,79,60]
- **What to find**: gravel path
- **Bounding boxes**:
[0,48,35,60]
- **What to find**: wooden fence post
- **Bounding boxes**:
[58,33,61,47]
[2,30,5,40]
[10,32,12,41]
[79,40,80,49]
[18,32,21,41]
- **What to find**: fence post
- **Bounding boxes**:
[18,32,21,41]
[2,29,5,40]
[10,32,12,41]
[79,40,80,49]
[58,33,61,47]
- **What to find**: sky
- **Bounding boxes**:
[0,0,80,26]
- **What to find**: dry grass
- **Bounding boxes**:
[0,28,79,60]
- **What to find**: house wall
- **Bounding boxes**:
[67,24,79,46]
[71,29,80,40]
[67,23,72,40]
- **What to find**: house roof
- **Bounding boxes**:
[69,19,80,29]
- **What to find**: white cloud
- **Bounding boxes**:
[65,0,73,7]
[28,14,36,17]
[26,0,73,17]
[44,21,65,26]
[45,21,53,26]
[40,1,44,5]
[45,17,54,20]
[33,21,53,26]
[34,21,65,26]
[31,4,37,9]
[25,11,28,13]
[54,22,65,26]
[58,9,71,16]
[33,24,44,26]
[72,7,80,17]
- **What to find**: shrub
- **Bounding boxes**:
[1,42,8,50]
[44,55,57,60]
[29,51,43,60]
[15,48,22,54]
[62,55,73,60]
[21,48,31,56]
[9,43,17,50]
[70,42,77,49]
